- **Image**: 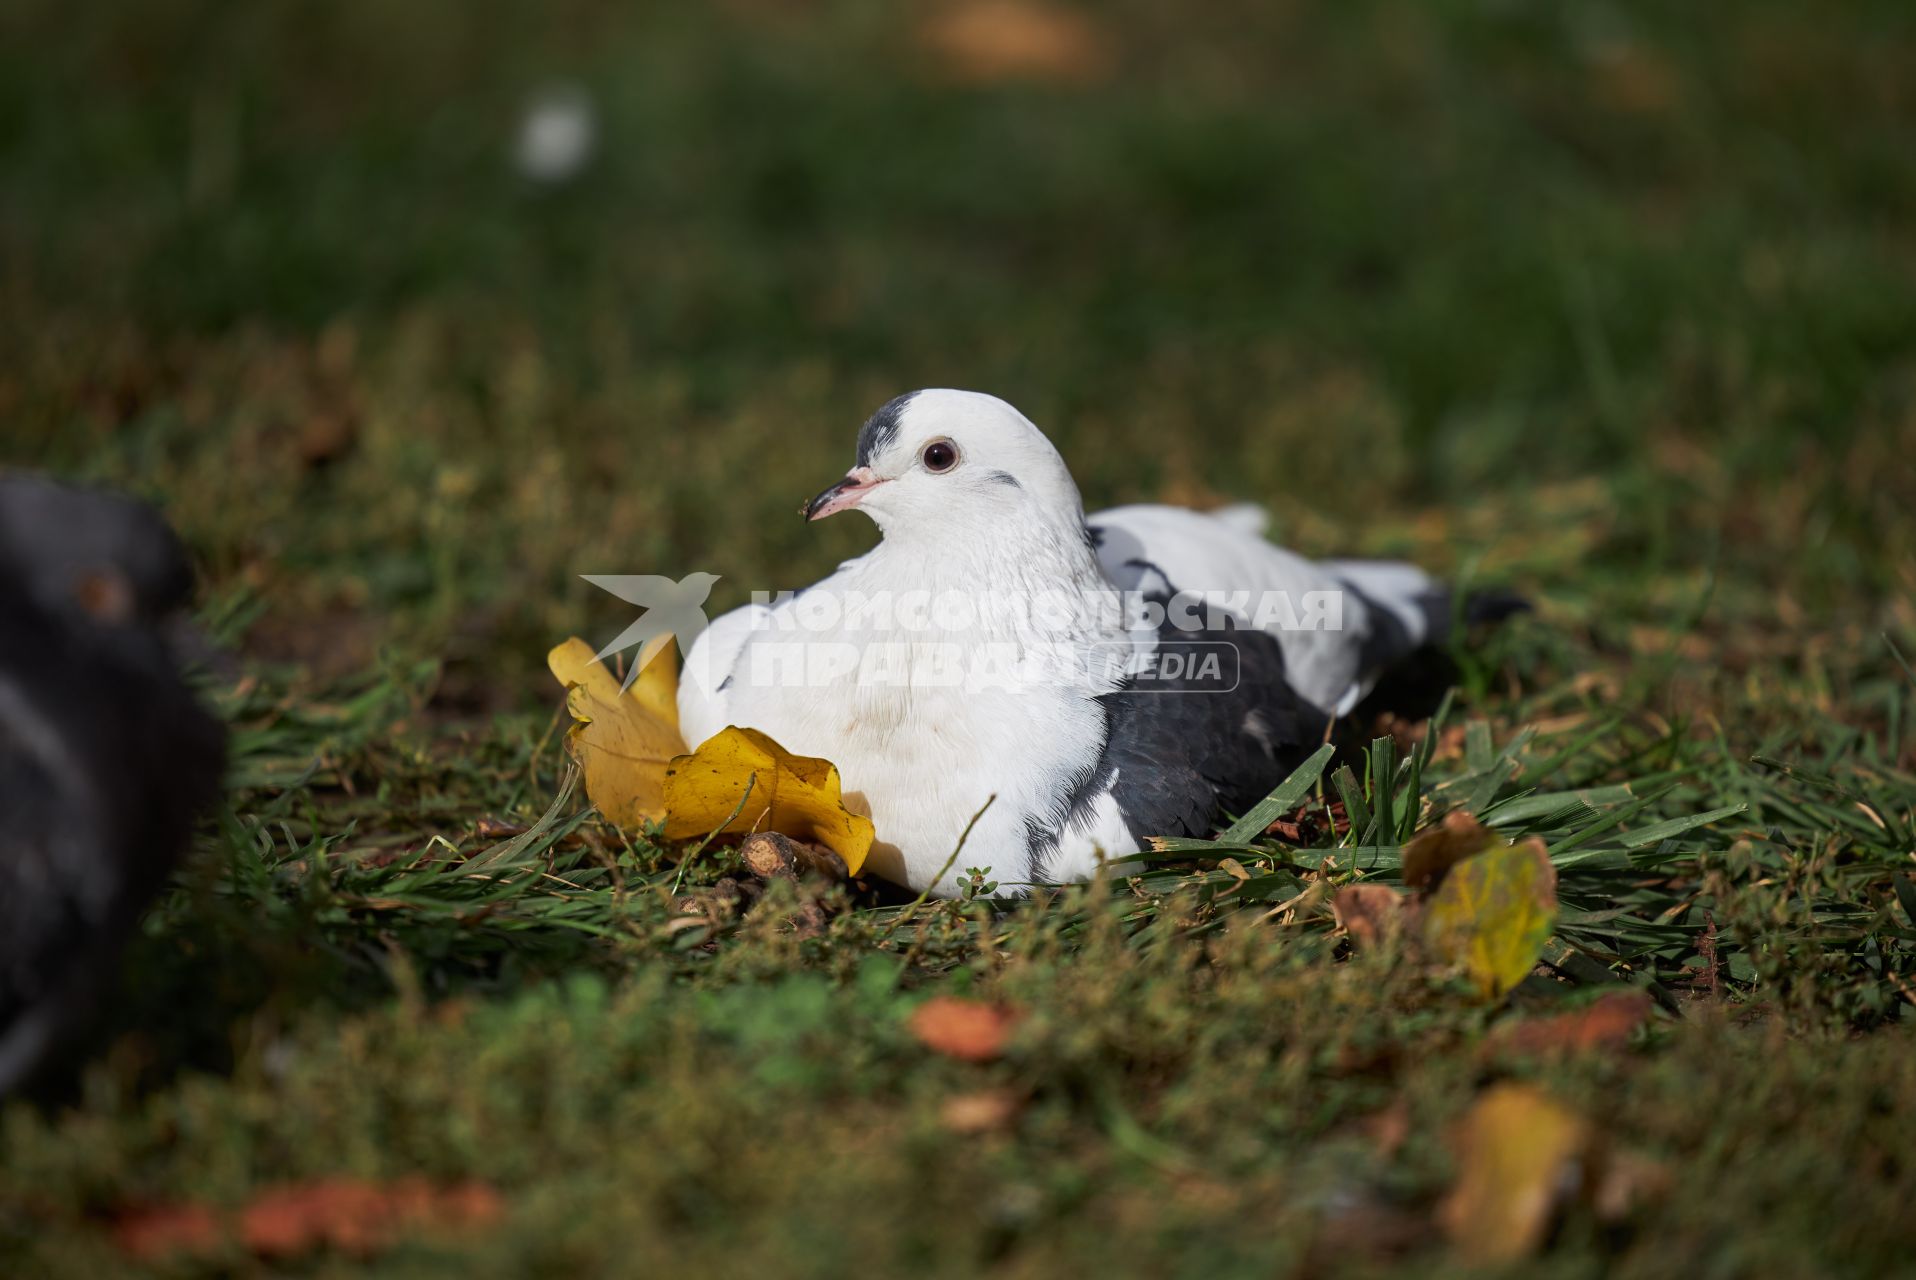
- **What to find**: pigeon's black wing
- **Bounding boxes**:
[0,658,100,1085]
[1026,593,1329,877]
[0,593,111,1086]
[1096,610,1328,845]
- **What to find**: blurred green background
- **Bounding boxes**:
[6,4,1916,1275]
[6,0,1912,712]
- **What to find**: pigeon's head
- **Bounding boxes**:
[0,474,194,628]
[803,390,1083,535]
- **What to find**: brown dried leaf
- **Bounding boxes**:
[1333,882,1409,949]
[1487,991,1652,1059]
[240,1177,502,1257]
[113,1178,503,1262]
[795,840,850,880]
[1262,813,1310,843]
[1263,797,1346,844]
[919,0,1115,86]
[909,996,1021,1062]
[1372,711,1430,757]
[113,1203,225,1262]
[1401,810,1498,892]
[296,409,358,469]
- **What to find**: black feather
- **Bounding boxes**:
[1096,606,1328,846]
[1029,586,1330,870]
[854,392,919,467]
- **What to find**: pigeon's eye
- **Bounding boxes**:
[921,439,959,473]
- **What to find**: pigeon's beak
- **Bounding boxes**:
[803,466,884,521]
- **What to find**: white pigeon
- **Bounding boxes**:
[678,389,1500,897]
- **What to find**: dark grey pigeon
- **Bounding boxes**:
[0,475,225,1093]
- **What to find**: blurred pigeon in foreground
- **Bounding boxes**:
[0,475,225,1093]
[679,390,1520,897]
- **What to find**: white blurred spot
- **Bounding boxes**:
[514,84,596,184]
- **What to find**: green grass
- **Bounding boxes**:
[4,0,1916,1273]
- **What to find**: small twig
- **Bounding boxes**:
[908,794,997,911]
[1888,970,1916,1009]
[532,699,568,795]
[886,796,998,965]
[1255,884,1317,926]
[465,763,580,870]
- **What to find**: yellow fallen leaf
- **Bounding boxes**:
[1440,1083,1588,1264]
[662,727,873,875]
[548,638,875,874]
[547,636,686,827]
[1421,837,1558,999]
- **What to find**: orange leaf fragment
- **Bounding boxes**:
[1488,990,1653,1059]
[909,996,1021,1062]
[240,1177,502,1257]
[919,0,1115,86]
[113,1177,503,1262]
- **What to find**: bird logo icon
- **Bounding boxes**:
[580,571,721,691]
